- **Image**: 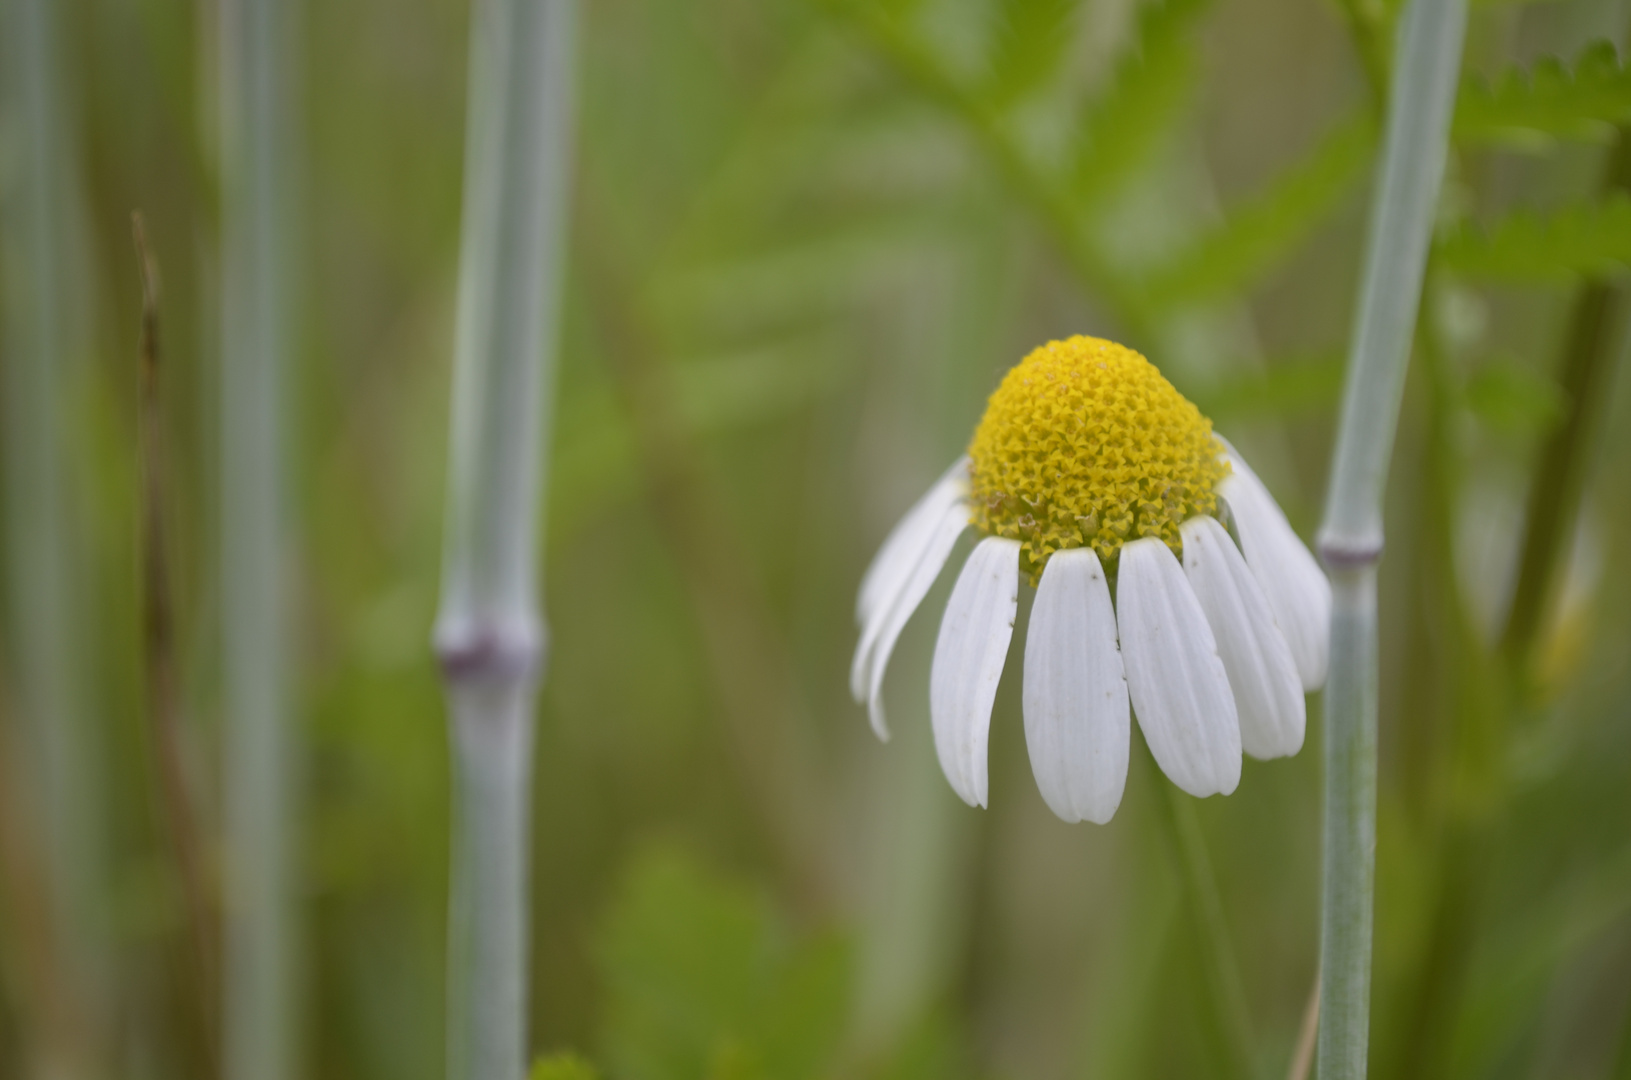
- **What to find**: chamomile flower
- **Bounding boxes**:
[852,336,1331,823]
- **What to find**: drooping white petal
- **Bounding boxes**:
[1180,516,1305,760]
[1117,537,1241,798]
[1022,547,1129,824]
[856,457,970,626]
[1216,450,1332,692]
[862,500,970,740]
[850,462,969,704]
[930,536,1019,808]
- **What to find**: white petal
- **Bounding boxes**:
[1117,537,1241,798]
[1180,516,1305,760]
[850,462,969,703]
[1022,547,1129,824]
[856,457,970,626]
[1216,454,1331,692]
[929,536,1019,808]
[862,500,970,740]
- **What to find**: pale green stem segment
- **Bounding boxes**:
[1317,0,1467,1075]
[434,0,578,1077]
[220,1,299,1077]
[1,0,104,1060]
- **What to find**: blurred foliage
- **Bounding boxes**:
[1,0,1630,1077]
[534,1057,606,1080]
[1132,114,1378,308]
[534,1054,602,1080]
[1463,358,1570,434]
[594,847,851,1080]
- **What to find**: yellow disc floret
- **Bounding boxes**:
[968,336,1229,578]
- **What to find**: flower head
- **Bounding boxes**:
[852,337,1331,823]
[969,337,1231,577]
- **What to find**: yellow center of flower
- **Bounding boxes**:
[968,336,1229,578]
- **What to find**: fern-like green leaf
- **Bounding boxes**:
[985,0,1081,105]
[1438,194,1631,281]
[1069,0,1211,206]
[1455,41,1631,149]
[1135,112,1375,307]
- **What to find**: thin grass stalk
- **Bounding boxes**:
[1151,757,1254,1080]
[1316,0,1467,1075]
[219,1,297,1077]
[135,213,219,1072]
[0,0,104,1068]
[434,0,577,1077]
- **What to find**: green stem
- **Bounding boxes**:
[219,1,299,1077]
[434,0,578,1077]
[0,1,105,1057]
[1316,573,1380,1078]
[445,683,540,1080]
[1316,0,1466,1075]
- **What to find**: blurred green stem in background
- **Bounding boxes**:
[219,0,299,1077]
[434,0,577,1076]
[1154,764,1254,1080]
[1499,133,1631,682]
[1316,0,1466,1076]
[0,0,104,1072]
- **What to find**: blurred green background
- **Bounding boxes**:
[3,0,1631,1077]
